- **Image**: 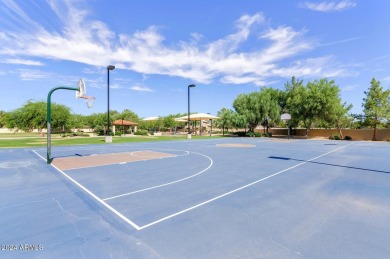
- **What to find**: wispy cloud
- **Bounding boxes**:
[130,86,153,92]
[0,1,352,87]
[17,69,52,80]
[320,37,360,47]
[300,1,357,12]
[2,58,44,66]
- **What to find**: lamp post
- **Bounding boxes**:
[187,84,196,139]
[106,65,115,143]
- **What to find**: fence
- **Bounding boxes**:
[259,128,390,141]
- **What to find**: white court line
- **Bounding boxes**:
[130,150,189,158]
[33,142,353,231]
[32,150,142,231]
[103,151,213,201]
[137,142,354,230]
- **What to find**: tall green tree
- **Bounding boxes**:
[322,102,353,138]
[285,78,345,136]
[233,92,262,132]
[258,87,281,134]
[115,109,140,122]
[362,78,390,141]
[216,108,234,135]
[162,115,178,131]
[68,114,88,132]
[284,77,306,129]
[0,111,6,128]
[233,89,280,132]
[51,103,72,132]
[4,100,71,133]
[86,113,108,133]
[231,112,247,132]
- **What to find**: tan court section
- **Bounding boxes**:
[52,150,175,170]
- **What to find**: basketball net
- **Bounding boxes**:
[80,96,95,108]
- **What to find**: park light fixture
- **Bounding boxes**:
[106,65,115,143]
[188,84,196,139]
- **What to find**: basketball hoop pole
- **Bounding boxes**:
[46,86,78,164]
[281,113,291,140]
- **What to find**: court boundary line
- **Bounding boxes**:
[32,150,142,231]
[103,151,213,201]
[136,142,354,230]
[32,142,353,231]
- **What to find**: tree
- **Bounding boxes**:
[115,109,140,123]
[0,111,6,128]
[231,112,247,132]
[284,77,306,129]
[232,88,281,133]
[86,113,108,133]
[258,87,281,134]
[216,108,234,135]
[233,92,262,132]
[162,115,178,131]
[325,103,353,139]
[68,114,88,132]
[51,103,72,133]
[4,100,71,133]
[285,78,345,136]
[362,78,390,141]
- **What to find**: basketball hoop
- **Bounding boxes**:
[281,113,291,140]
[76,79,86,99]
[81,96,95,108]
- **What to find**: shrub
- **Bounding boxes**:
[134,130,148,136]
[329,134,340,140]
[233,131,247,137]
[254,132,262,137]
[246,131,254,137]
[264,132,272,137]
[344,136,352,141]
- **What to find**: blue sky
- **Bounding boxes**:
[0,0,389,117]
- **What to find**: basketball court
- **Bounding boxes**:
[1,137,390,258]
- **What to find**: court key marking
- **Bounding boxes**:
[34,142,353,231]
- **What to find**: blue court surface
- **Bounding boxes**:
[1,137,390,258]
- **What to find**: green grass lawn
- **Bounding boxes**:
[0,134,222,148]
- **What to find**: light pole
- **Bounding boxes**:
[106,65,115,143]
[187,84,196,139]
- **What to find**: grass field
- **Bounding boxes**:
[0,134,222,148]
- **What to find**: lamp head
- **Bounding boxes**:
[107,65,115,70]
[188,84,196,88]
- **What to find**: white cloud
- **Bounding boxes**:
[300,1,356,12]
[319,37,360,47]
[2,58,44,66]
[0,1,352,87]
[110,83,122,89]
[17,69,52,80]
[130,86,153,92]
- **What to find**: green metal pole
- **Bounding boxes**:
[47,86,78,164]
